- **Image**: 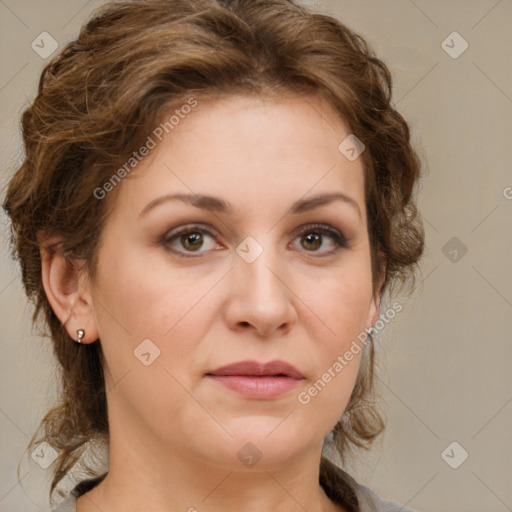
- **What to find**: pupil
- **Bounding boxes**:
[182,232,202,250]
[303,233,321,250]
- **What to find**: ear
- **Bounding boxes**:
[367,289,381,329]
[40,237,99,344]
[366,256,386,330]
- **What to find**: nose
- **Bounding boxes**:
[223,243,297,338]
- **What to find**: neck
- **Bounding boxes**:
[76,428,345,512]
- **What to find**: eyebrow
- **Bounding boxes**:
[140,192,362,219]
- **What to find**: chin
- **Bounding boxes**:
[198,420,316,470]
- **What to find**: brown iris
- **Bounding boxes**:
[301,232,322,251]
[181,232,203,251]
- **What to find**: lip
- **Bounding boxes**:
[206,359,304,399]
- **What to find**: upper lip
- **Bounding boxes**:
[207,359,304,379]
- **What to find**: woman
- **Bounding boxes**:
[3,0,424,511]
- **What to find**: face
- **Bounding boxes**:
[83,94,380,470]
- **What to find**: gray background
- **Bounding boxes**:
[1,1,511,511]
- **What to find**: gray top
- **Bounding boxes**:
[48,457,418,512]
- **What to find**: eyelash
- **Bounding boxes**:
[161,223,348,259]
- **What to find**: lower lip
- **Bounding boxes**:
[207,375,302,398]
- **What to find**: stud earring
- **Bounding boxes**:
[76,329,85,344]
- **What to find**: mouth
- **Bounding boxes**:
[206,359,304,379]
[205,360,304,399]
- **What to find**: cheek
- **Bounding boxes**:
[295,330,363,440]
[302,256,374,344]
[291,257,373,423]
[89,247,213,438]
[92,241,210,339]
[89,241,220,392]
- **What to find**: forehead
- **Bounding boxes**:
[109,93,366,220]
[166,93,351,156]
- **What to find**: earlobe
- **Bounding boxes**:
[40,240,99,344]
[367,291,381,329]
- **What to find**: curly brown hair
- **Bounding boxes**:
[2,0,424,501]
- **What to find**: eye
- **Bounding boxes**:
[162,224,221,257]
[290,223,347,255]
[161,222,347,258]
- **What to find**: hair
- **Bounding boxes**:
[2,0,424,501]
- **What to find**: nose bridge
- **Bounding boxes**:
[227,234,296,335]
[236,234,285,300]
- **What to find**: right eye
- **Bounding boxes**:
[162,224,222,257]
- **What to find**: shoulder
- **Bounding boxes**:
[49,463,418,512]
[48,473,106,512]
[351,479,419,512]
[48,493,76,512]
[320,456,420,512]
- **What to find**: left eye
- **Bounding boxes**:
[290,224,347,255]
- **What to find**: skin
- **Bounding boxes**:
[42,93,382,512]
